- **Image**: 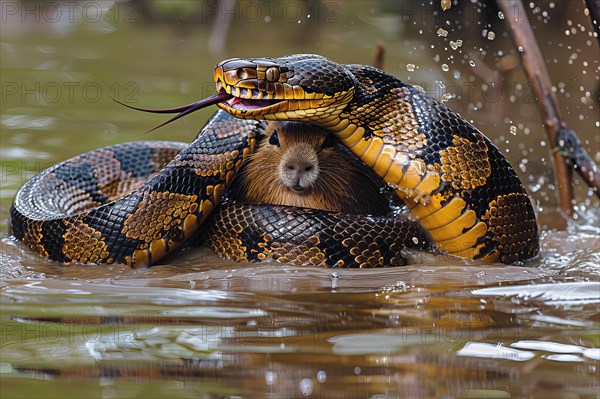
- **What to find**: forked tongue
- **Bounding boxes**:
[114,91,232,133]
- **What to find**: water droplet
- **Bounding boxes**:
[498,11,505,19]
[449,40,463,50]
[412,237,420,244]
[406,63,416,72]
[441,93,454,103]
[354,366,362,375]
[469,60,476,67]
[317,370,327,383]
[487,31,496,40]
[453,70,461,79]
[441,63,449,71]
[299,378,313,396]
[330,272,340,289]
[437,28,448,37]
[519,162,527,173]
[510,125,517,135]
[518,46,524,53]
[476,271,486,277]
[441,0,451,11]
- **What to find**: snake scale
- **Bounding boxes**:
[10,54,539,267]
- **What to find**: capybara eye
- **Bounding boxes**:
[322,134,336,148]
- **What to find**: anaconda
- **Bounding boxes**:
[10,54,538,266]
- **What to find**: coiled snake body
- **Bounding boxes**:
[10,54,538,267]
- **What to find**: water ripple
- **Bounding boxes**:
[472,282,600,305]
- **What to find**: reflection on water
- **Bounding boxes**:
[1,235,599,397]
[1,1,599,398]
[1,273,599,398]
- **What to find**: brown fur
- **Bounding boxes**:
[230,121,391,215]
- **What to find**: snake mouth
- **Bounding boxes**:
[216,79,286,115]
[217,93,288,117]
[214,77,354,123]
[224,95,282,111]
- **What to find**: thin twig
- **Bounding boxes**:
[499,0,573,213]
[497,0,600,214]
[373,42,385,70]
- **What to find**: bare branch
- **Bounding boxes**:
[497,0,600,215]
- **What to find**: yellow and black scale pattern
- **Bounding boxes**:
[10,111,430,268]
[214,54,539,264]
[206,203,429,267]
[10,112,261,267]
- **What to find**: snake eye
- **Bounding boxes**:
[322,134,336,148]
[268,130,280,147]
[266,67,280,82]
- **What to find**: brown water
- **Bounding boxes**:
[1,2,599,398]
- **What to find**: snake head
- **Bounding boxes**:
[215,54,356,125]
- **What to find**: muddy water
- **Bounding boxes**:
[1,2,599,398]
